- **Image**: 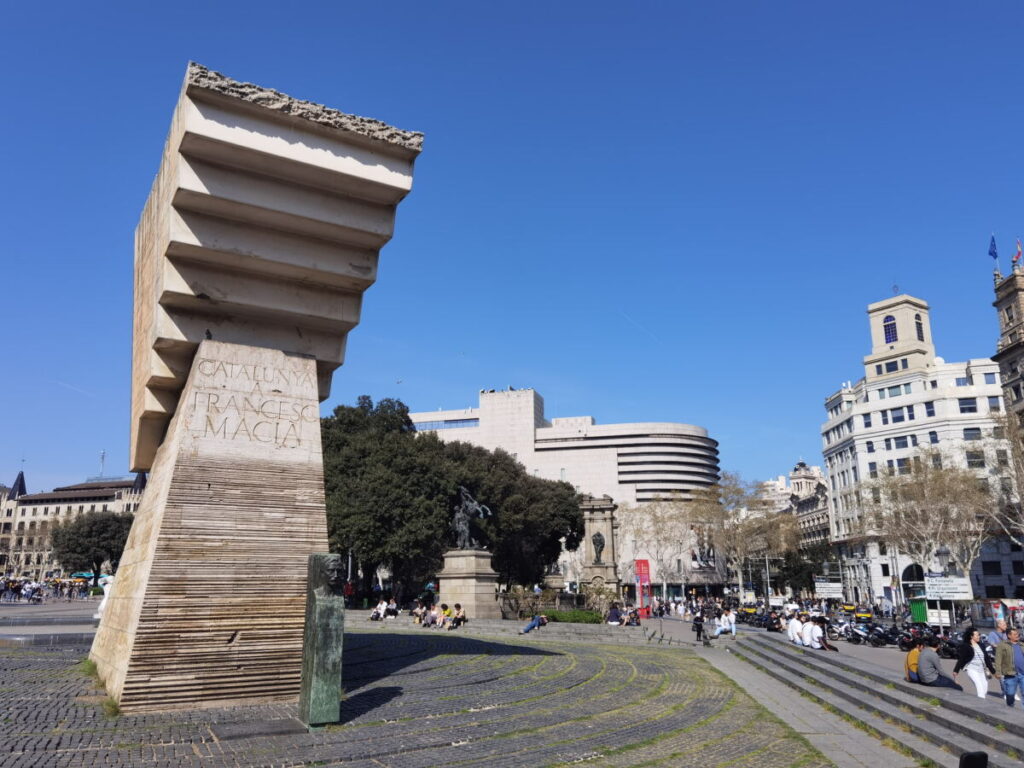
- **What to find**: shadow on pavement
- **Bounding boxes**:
[342,631,556,692]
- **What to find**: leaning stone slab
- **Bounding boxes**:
[92,63,420,713]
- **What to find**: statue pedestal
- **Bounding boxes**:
[438,549,500,620]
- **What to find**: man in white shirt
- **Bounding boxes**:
[788,613,803,644]
[801,616,817,648]
[713,608,736,637]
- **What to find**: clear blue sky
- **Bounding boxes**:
[3,2,1024,491]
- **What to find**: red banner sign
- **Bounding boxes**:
[635,559,650,585]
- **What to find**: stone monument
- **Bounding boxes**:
[298,554,346,729]
[438,487,500,620]
[580,495,620,592]
[90,63,421,712]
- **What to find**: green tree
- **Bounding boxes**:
[321,396,583,599]
[50,511,134,586]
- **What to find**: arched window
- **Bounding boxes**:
[915,313,924,342]
[883,315,898,343]
[902,563,925,582]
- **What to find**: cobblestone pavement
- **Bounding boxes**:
[0,628,832,768]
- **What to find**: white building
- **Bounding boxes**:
[821,294,1009,605]
[1,472,146,579]
[410,388,719,505]
[410,388,722,597]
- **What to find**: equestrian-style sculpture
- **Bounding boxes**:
[452,486,493,549]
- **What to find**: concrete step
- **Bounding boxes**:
[737,636,1018,767]
[744,633,1024,741]
[728,644,969,768]
[356,617,653,646]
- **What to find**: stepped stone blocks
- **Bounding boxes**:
[130,62,422,472]
[92,63,421,712]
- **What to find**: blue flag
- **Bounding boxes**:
[991,235,999,261]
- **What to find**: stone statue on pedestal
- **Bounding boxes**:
[298,553,346,729]
[591,532,605,565]
[452,486,492,550]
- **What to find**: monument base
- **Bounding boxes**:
[438,549,500,620]
[90,340,328,713]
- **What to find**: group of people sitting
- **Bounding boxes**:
[786,612,838,651]
[691,606,737,641]
[605,602,641,626]
[369,598,400,621]
[905,624,1024,704]
[411,601,467,630]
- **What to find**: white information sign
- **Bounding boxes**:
[813,577,844,599]
[924,575,973,600]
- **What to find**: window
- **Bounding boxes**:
[929,431,939,444]
[896,458,910,475]
[989,396,1002,412]
[994,425,1006,439]
[956,376,972,387]
[863,414,872,428]
[985,372,997,385]
[998,450,1009,467]
[884,438,892,450]
[982,561,1003,576]
[885,361,899,373]
[925,401,935,417]
[892,408,904,423]
[907,404,915,420]
[893,436,909,449]
[931,380,938,389]
[866,441,875,453]
[966,450,986,469]
[932,454,942,469]
[901,358,909,370]
[881,563,891,577]
[915,313,924,341]
[964,427,982,441]
[959,398,978,414]
[987,585,1007,598]
[904,383,912,394]
[879,543,887,555]
[1006,305,1016,324]
[883,315,898,343]
[910,434,918,447]
[875,364,883,376]
[878,389,886,400]
[888,385,902,397]
[868,461,878,479]
[881,410,890,425]
[1014,561,1024,576]
[1015,383,1024,403]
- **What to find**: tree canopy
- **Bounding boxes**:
[322,396,582,599]
[50,511,134,586]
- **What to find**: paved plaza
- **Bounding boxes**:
[0,626,832,768]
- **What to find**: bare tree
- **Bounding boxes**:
[689,472,769,589]
[615,495,693,598]
[864,447,994,576]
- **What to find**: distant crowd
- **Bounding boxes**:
[1,578,93,603]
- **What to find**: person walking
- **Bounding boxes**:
[953,628,995,699]
[995,627,1024,707]
[692,609,705,643]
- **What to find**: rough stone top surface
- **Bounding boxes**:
[186,62,423,153]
